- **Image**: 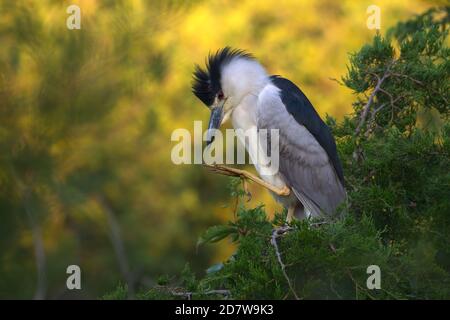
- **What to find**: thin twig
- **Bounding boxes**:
[13,169,48,300]
[329,243,376,300]
[390,72,448,105]
[97,195,135,299]
[364,90,408,136]
[390,72,424,85]
[170,288,231,300]
[355,70,391,136]
[355,60,398,136]
[271,228,300,300]
[310,220,329,228]
[23,187,47,300]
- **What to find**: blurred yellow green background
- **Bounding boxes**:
[0,0,436,298]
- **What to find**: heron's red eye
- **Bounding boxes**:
[218,90,224,100]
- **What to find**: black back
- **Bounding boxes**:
[270,76,344,185]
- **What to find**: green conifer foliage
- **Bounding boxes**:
[106,7,450,300]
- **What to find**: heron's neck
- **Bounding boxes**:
[230,88,286,188]
[230,94,258,131]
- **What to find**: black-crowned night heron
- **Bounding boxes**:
[192,47,346,221]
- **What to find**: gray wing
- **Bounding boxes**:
[257,83,346,217]
[270,76,345,185]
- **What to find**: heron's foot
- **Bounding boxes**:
[203,164,291,197]
[203,164,243,177]
[204,164,252,201]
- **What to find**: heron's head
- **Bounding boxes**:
[192,47,268,145]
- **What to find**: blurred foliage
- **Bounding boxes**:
[0,0,443,299]
[106,6,450,300]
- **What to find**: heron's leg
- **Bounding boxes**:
[204,164,290,196]
[286,204,296,223]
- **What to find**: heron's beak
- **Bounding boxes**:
[206,100,225,146]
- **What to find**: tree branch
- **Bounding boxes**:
[329,243,376,300]
[167,287,231,300]
[354,69,391,136]
[271,228,300,300]
[390,72,448,105]
[97,195,135,299]
[354,59,399,137]
[24,193,47,300]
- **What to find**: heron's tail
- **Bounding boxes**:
[291,188,322,218]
